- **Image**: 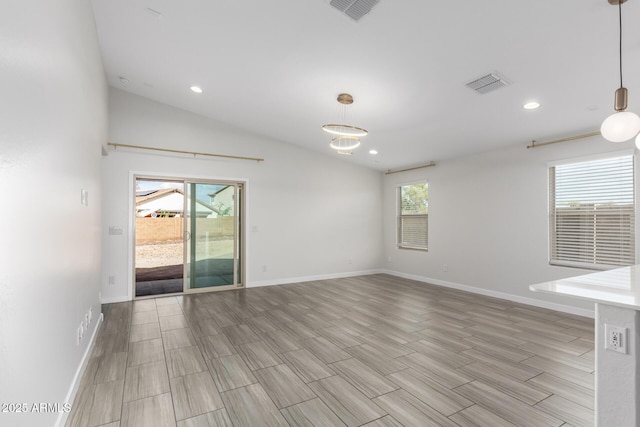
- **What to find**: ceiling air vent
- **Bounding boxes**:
[465,72,510,94]
[330,0,380,22]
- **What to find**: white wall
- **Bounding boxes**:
[105,87,633,316]
[383,136,638,315]
[102,89,383,302]
[0,1,107,426]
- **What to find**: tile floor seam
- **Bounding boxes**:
[68,274,595,427]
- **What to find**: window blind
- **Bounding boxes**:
[398,183,428,250]
[549,154,635,269]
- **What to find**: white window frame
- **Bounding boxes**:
[397,180,428,251]
[548,150,636,270]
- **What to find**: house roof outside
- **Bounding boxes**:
[135,188,218,217]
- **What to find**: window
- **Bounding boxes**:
[549,153,635,269]
[398,182,428,250]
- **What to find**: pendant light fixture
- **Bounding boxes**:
[329,136,361,151]
[322,93,368,154]
[601,0,640,143]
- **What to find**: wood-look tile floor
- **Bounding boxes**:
[66,274,595,427]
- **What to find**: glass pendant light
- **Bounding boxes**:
[601,0,640,142]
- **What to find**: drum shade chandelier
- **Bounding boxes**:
[600,0,640,145]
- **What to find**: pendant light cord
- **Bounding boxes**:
[619,1,623,88]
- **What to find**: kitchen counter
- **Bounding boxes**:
[530,265,640,309]
[530,265,640,427]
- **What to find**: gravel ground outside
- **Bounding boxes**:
[135,240,234,268]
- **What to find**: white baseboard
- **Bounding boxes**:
[100,270,384,302]
[101,295,131,304]
[382,269,595,319]
[100,268,593,319]
[55,313,104,427]
[247,269,384,288]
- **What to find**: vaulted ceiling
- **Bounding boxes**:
[91,0,640,170]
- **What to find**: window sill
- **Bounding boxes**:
[398,245,428,252]
[549,260,633,271]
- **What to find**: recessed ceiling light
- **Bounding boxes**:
[190,86,203,94]
[369,149,378,155]
[523,101,540,110]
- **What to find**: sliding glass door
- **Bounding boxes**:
[185,181,242,291]
[134,176,244,297]
[134,178,185,297]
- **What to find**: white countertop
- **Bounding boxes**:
[530,265,640,309]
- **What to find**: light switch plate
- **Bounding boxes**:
[80,189,89,206]
[108,226,123,236]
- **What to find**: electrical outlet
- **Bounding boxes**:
[108,275,116,285]
[442,264,449,272]
[261,265,267,272]
[89,307,93,323]
[605,324,628,354]
[77,327,82,345]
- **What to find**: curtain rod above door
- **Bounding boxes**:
[384,161,436,175]
[526,131,601,149]
[107,142,265,163]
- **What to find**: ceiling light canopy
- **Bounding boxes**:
[601,0,640,143]
[190,86,203,93]
[523,101,540,110]
[322,93,368,152]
